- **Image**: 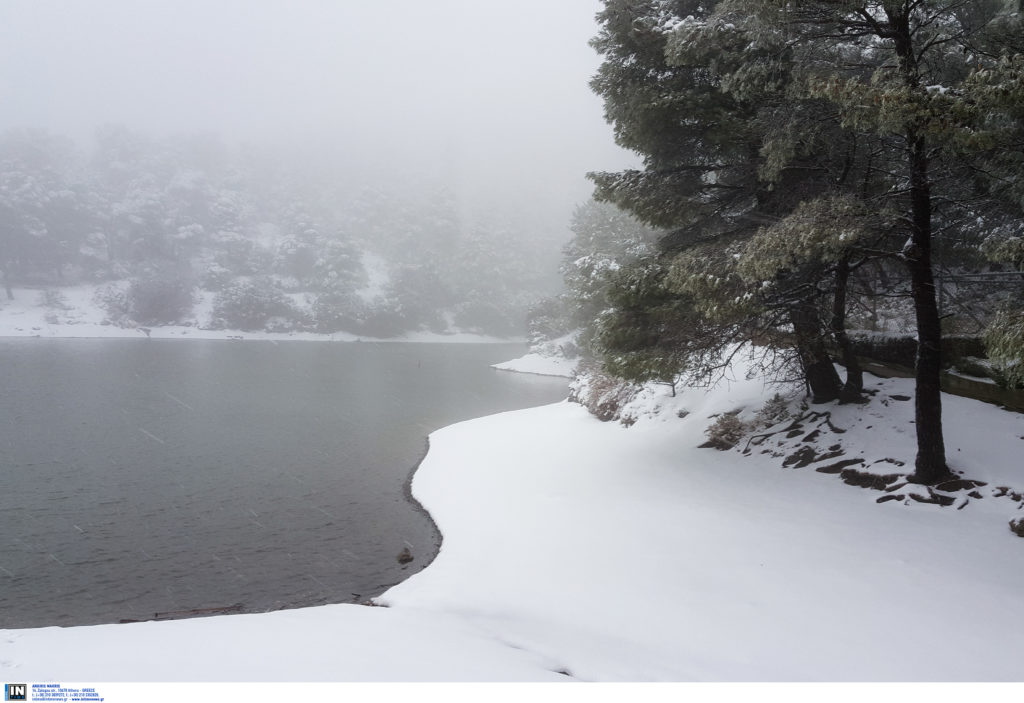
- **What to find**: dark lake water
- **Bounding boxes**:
[0,339,568,629]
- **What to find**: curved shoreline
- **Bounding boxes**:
[3,358,1024,680]
[391,436,443,595]
[0,342,548,630]
[389,365,574,603]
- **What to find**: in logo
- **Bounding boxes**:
[4,684,26,701]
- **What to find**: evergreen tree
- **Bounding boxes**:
[562,199,659,354]
[589,0,856,399]
[590,0,1024,483]
[696,0,1023,482]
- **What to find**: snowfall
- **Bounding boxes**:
[2,286,1024,686]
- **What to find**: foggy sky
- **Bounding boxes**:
[0,1,635,221]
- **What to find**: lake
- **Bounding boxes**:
[0,339,568,629]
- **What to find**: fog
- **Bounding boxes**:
[1,0,642,636]
[0,0,633,217]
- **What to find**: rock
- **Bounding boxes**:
[837,467,900,490]
[908,491,956,507]
[934,478,986,493]
[813,459,866,475]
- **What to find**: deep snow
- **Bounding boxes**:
[1,350,1023,682]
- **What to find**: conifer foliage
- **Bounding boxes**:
[588,0,1024,484]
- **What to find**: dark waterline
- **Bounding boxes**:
[0,339,568,629]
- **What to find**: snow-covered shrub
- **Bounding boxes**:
[94,284,130,325]
[702,412,748,450]
[96,276,196,326]
[754,393,792,429]
[124,276,196,325]
[570,363,640,423]
[1010,518,1024,539]
[312,291,367,333]
[210,278,297,331]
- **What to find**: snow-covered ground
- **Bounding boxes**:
[3,352,1024,683]
[492,332,579,377]
[0,285,519,343]
[492,351,577,377]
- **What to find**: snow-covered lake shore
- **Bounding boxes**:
[0,285,520,344]
[3,349,1023,683]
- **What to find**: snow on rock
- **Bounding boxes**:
[2,355,1024,681]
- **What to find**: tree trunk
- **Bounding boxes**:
[831,256,863,402]
[790,299,842,403]
[905,135,951,485]
[888,10,952,485]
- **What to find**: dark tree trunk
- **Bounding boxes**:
[831,255,863,402]
[888,10,952,485]
[790,299,842,403]
[905,135,952,484]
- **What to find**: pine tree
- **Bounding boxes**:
[562,199,659,355]
[589,0,854,399]
[591,0,1024,483]
[700,0,1023,482]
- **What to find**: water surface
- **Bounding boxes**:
[0,339,567,628]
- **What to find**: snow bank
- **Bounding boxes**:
[383,368,1024,681]
[0,605,564,682]
[492,332,579,377]
[3,357,1024,681]
[492,352,577,377]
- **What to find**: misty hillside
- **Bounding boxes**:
[0,128,567,337]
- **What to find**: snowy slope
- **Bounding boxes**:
[382,369,1024,681]
[2,358,1023,681]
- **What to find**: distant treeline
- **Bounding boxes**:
[0,126,564,336]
